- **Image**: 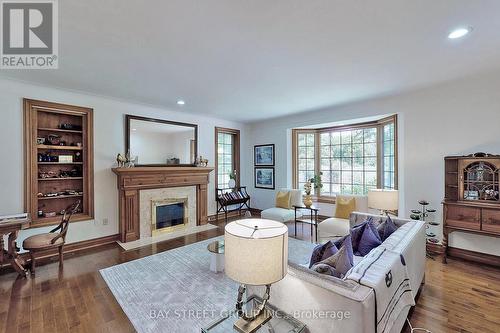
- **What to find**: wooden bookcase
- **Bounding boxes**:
[443,153,500,264]
[24,99,94,227]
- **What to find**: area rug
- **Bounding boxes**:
[100,236,315,333]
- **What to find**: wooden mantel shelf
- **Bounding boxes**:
[112,166,214,243]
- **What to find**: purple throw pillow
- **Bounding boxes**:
[311,240,353,278]
[350,217,374,251]
[333,234,354,266]
[377,215,398,241]
[309,241,338,268]
[357,220,382,256]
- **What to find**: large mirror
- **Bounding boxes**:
[126,115,197,166]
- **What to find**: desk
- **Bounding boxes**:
[0,216,30,277]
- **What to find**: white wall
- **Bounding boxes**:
[0,78,246,247]
[243,69,500,256]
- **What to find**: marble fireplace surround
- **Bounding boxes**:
[112,167,214,243]
[140,187,196,238]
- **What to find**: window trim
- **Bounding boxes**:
[215,127,241,192]
[292,115,398,201]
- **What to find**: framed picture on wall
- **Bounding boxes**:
[254,144,275,166]
[255,167,275,190]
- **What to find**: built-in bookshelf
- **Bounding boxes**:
[24,99,94,227]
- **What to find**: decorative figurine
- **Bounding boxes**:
[116,153,126,167]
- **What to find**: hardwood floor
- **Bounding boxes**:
[1,220,499,333]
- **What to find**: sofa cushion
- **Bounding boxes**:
[275,191,291,209]
[357,220,382,256]
[261,207,302,223]
[279,188,303,207]
[309,241,338,268]
[335,197,356,219]
[377,215,398,241]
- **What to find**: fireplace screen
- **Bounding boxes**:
[151,198,188,235]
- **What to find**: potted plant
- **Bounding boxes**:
[303,173,323,207]
[228,170,237,189]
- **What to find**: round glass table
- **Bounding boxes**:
[207,240,225,273]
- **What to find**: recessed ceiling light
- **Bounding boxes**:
[448,27,472,39]
[177,100,185,105]
[132,128,137,131]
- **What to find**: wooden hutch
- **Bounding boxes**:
[443,153,500,265]
[24,99,94,227]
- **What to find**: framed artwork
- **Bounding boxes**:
[255,167,275,190]
[254,144,275,166]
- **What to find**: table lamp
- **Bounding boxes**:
[368,189,399,215]
[225,219,288,333]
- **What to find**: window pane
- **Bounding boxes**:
[364,128,377,143]
[320,158,330,170]
[352,130,363,144]
[364,143,377,157]
[298,147,307,158]
[353,171,363,184]
[320,132,330,145]
[298,134,306,146]
[353,157,363,170]
[365,157,377,171]
[352,144,363,158]
[331,132,341,145]
[217,132,235,189]
[341,131,351,144]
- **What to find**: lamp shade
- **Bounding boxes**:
[225,219,288,286]
[368,189,399,211]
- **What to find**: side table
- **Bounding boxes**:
[293,205,319,243]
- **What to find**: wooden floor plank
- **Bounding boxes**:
[1,219,499,333]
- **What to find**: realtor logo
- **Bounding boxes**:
[1,0,58,69]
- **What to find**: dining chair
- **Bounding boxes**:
[23,200,81,274]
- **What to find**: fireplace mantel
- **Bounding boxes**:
[112,167,214,242]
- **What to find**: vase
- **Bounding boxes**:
[228,178,236,189]
[303,194,313,207]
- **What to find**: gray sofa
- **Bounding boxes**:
[248,212,426,333]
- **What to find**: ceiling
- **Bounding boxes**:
[2,0,500,122]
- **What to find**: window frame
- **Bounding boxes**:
[292,115,398,202]
[215,127,241,192]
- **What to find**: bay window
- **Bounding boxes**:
[292,115,397,200]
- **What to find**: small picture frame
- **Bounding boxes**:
[254,144,275,166]
[255,167,275,190]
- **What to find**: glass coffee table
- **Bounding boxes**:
[202,296,306,333]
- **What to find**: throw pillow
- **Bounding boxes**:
[334,197,356,219]
[275,191,291,209]
[377,215,399,241]
[311,240,354,278]
[349,217,374,251]
[357,220,382,256]
[309,241,338,268]
[333,234,354,266]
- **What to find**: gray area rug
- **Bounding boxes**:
[100,236,315,333]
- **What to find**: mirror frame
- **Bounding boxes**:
[125,114,198,167]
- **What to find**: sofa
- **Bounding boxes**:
[317,195,376,243]
[260,189,304,223]
[248,212,426,333]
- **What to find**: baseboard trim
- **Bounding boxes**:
[26,233,120,260]
[448,247,500,267]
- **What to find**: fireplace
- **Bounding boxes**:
[151,198,188,236]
